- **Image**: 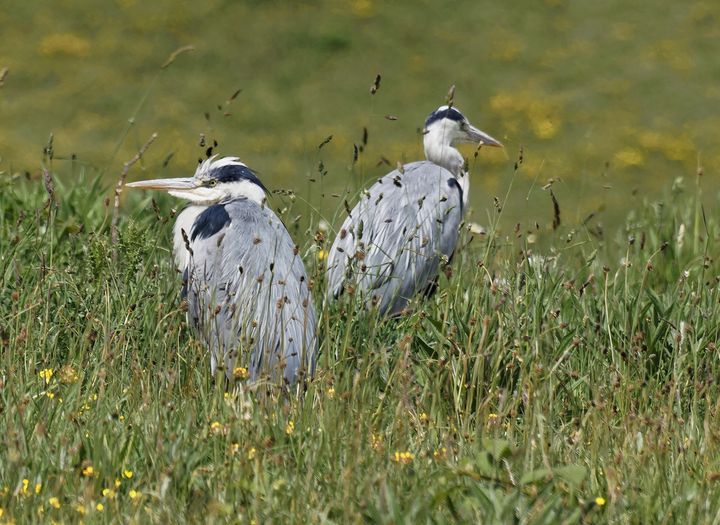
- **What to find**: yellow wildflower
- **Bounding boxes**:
[233,367,249,380]
[122,469,133,479]
[39,368,54,384]
[419,412,429,423]
[595,496,606,506]
[22,479,29,495]
[391,451,414,464]
[248,447,257,460]
[48,497,60,509]
[96,503,104,511]
[82,466,94,477]
[285,421,295,435]
[327,387,335,399]
[46,391,55,399]
[35,483,42,494]
[102,488,115,499]
[129,489,140,500]
[317,250,328,261]
[114,479,121,489]
[74,504,86,515]
[433,447,447,459]
[210,421,224,435]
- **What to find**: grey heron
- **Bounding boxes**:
[326,105,503,316]
[127,156,317,386]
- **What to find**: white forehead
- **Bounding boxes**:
[194,155,247,178]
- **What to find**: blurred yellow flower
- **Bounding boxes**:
[102,488,115,499]
[351,0,373,16]
[74,504,86,515]
[595,496,606,506]
[248,447,257,460]
[21,479,29,495]
[39,369,54,384]
[40,33,90,57]
[531,118,560,139]
[285,421,295,435]
[48,497,60,509]
[391,451,414,464]
[96,503,104,511]
[327,387,335,399]
[114,479,121,488]
[122,470,133,479]
[129,489,140,500]
[82,466,94,477]
[614,147,644,167]
[35,483,41,494]
[316,250,328,262]
[46,391,54,399]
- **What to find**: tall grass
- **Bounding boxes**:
[1,152,719,523]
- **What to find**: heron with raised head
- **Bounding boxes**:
[127,156,317,386]
[326,105,503,316]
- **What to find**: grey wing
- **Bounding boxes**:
[326,161,463,315]
[185,200,316,385]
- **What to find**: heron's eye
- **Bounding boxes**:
[207,180,218,187]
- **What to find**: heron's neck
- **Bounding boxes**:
[424,131,469,208]
[423,132,464,177]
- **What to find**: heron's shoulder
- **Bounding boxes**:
[191,203,231,241]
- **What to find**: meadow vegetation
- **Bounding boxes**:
[1,153,719,523]
[2,0,720,522]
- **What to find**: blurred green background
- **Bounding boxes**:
[1,0,718,232]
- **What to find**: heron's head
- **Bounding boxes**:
[423,106,503,149]
[422,106,502,175]
[126,156,267,205]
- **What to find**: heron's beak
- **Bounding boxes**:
[465,125,503,148]
[125,177,199,191]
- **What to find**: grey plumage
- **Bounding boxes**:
[180,200,316,384]
[326,105,502,316]
[127,156,316,386]
[326,161,462,315]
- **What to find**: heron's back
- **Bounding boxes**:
[327,161,463,315]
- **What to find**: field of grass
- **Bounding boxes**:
[3,1,720,523]
[1,154,720,523]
